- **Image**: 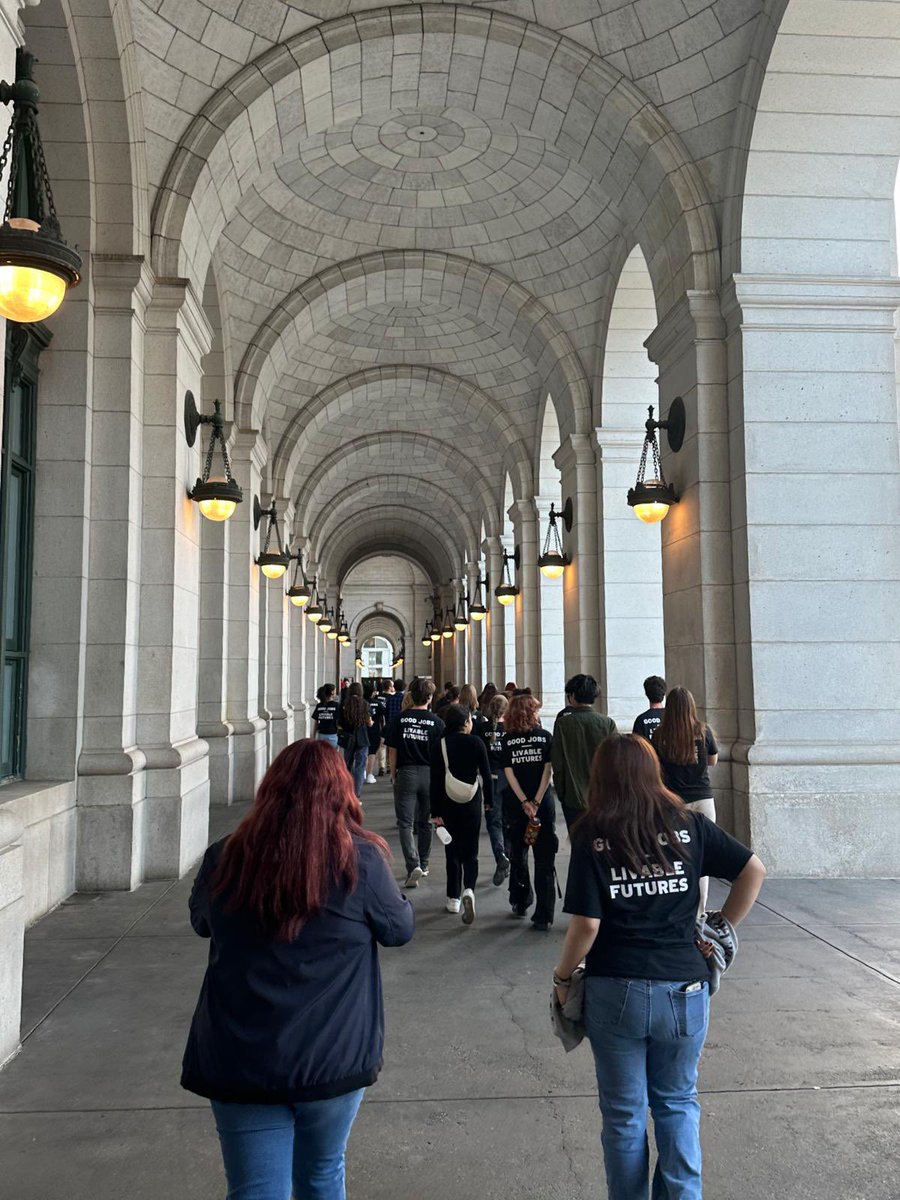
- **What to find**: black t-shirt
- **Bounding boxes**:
[385,710,445,768]
[479,719,505,772]
[655,729,719,802]
[564,812,752,980]
[311,700,340,735]
[500,727,553,800]
[368,698,385,734]
[633,707,663,742]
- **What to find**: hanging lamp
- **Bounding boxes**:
[468,575,487,621]
[253,497,291,579]
[627,399,685,524]
[0,49,81,324]
[495,547,520,606]
[538,499,573,579]
[184,393,243,521]
[286,550,311,607]
[306,582,323,624]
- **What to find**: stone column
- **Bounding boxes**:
[71,258,152,888]
[722,275,900,873]
[646,292,736,828]
[466,561,484,690]
[224,432,268,800]
[594,429,666,729]
[288,598,308,740]
[554,434,603,692]
[509,499,541,694]
[258,498,293,759]
[534,497,566,721]
[137,280,211,879]
[197,498,233,806]
[0,808,24,1067]
[483,536,505,685]
[304,563,321,705]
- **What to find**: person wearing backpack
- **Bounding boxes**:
[429,703,494,925]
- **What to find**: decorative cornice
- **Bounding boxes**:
[722,273,900,334]
[645,290,724,367]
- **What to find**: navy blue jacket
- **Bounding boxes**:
[181,836,414,1103]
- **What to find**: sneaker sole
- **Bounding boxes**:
[405,867,424,888]
[461,894,476,925]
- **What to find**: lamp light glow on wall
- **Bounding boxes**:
[627,399,685,524]
[495,547,520,606]
[253,497,291,579]
[538,499,572,579]
[421,620,433,647]
[0,49,82,324]
[185,392,243,522]
[286,550,311,607]
[468,574,487,621]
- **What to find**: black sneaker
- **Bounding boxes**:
[511,905,528,918]
[531,920,550,932]
[492,855,510,886]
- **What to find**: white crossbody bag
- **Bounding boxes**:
[440,739,479,804]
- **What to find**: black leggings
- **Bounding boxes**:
[442,797,482,898]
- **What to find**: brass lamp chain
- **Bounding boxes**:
[262,507,285,556]
[541,507,563,558]
[637,407,667,487]
[201,402,236,485]
[0,98,58,229]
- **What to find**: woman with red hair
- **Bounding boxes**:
[501,693,557,931]
[181,739,414,1199]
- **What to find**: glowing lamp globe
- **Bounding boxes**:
[0,220,70,322]
[469,604,486,621]
[318,614,333,634]
[430,628,441,642]
[193,475,241,523]
[538,551,567,580]
[627,479,677,525]
[327,628,338,641]
[306,603,323,624]
[495,584,518,607]
[258,555,288,580]
[288,587,311,608]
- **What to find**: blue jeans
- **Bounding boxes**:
[585,976,709,1200]
[345,744,367,798]
[484,773,509,863]
[317,733,338,749]
[211,1089,365,1200]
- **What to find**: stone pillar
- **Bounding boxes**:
[554,434,603,691]
[509,499,541,694]
[466,561,484,691]
[225,432,268,801]
[722,275,900,874]
[483,536,505,685]
[264,566,293,758]
[0,808,24,1067]
[137,280,211,879]
[289,596,308,740]
[197,500,233,806]
[646,292,736,827]
[594,429,666,729]
[534,497,566,722]
[72,258,151,888]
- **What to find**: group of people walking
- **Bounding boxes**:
[181,667,765,1200]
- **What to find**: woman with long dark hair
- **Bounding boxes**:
[501,693,556,931]
[477,691,511,885]
[182,740,414,1200]
[555,734,765,1200]
[429,703,494,924]
[652,687,719,911]
[341,681,372,799]
[478,681,498,716]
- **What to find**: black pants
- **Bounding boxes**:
[504,791,558,924]
[442,796,482,898]
[561,804,583,831]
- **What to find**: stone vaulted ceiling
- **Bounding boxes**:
[129,0,764,584]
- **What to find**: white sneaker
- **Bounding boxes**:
[365,773,377,784]
[445,898,461,914]
[404,867,424,888]
[461,888,476,925]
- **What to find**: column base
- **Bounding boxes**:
[0,810,25,1067]
[76,750,147,891]
[142,738,210,880]
[200,723,236,808]
[231,718,268,803]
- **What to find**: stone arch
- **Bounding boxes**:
[353,608,406,643]
[294,430,500,542]
[26,0,148,257]
[151,5,719,318]
[327,530,453,590]
[723,0,900,277]
[275,364,533,501]
[235,250,591,441]
[306,476,480,567]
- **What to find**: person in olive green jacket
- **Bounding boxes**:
[551,675,616,829]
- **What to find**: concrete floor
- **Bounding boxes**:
[2,782,899,1199]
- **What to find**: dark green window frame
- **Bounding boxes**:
[0,322,49,782]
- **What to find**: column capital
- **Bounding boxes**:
[645,290,723,367]
[91,254,155,316]
[721,273,900,334]
[593,427,646,463]
[146,276,213,361]
[553,432,595,474]
[230,427,269,474]
[508,496,538,529]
